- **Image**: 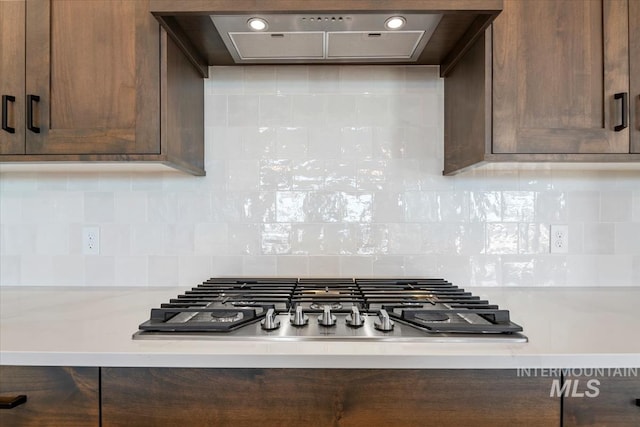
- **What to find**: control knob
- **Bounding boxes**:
[318,306,336,327]
[374,309,394,332]
[345,306,364,328]
[261,308,280,331]
[290,305,309,326]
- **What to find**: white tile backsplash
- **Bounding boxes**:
[1,65,639,286]
[115,256,148,285]
[276,255,309,276]
[147,256,178,286]
[486,223,519,255]
[615,223,640,254]
[583,223,615,254]
[633,191,640,221]
[600,190,632,222]
[567,191,600,222]
[85,256,115,286]
[633,256,640,284]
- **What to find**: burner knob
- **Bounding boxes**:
[318,306,336,327]
[374,309,394,332]
[261,308,280,331]
[346,306,364,328]
[290,306,309,327]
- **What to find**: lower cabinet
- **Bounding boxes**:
[101,368,559,427]
[0,366,99,427]
[564,373,640,426]
[3,366,637,426]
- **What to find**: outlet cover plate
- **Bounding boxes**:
[550,224,568,254]
[82,226,100,255]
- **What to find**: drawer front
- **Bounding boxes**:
[0,366,99,427]
[103,368,559,427]
[564,372,640,426]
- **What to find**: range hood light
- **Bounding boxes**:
[384,16,406,30]
[247,17,268,31]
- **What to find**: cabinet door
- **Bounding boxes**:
[103,368,559,427]
[564,373,640,426]
[0,366,99,427]
[25,0,160,155]
[0,0,26,154]
[493,0,629,154]
[631,0,640,153]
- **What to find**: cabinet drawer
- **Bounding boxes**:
[564,373,640,426]
[0,366,99,427]
[102,368,559,427]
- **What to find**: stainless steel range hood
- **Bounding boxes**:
[149,0,503,78]
[210,14,442,64]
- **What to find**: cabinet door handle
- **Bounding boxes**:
[27,94,40,133]
[1,95,15,134]
[0,395,27,409]
[614,92,628,131]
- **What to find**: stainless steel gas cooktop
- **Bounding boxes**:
[133,278,527,343]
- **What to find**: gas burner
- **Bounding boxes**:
[406,295,438,305]
[309,301,343,311]
[305,288,347,296]
[210,311,243,323]
[414,312,450,322]
[232,301,257,306]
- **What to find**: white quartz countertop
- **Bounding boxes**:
[1,286,639,369]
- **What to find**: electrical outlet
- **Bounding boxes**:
[83,226,100,255]
[550,225,568,254]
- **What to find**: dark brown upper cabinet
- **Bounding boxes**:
[148,0,504,78]
[0,0,204,175]
[631,0,640,154]
[0,0,26,155]
[444,0,640,175]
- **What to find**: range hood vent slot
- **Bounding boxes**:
[327,31,424,59]
[230,32,325,60]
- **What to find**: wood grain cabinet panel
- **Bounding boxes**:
[102,368,559,427]
[0,366,99,427]
[564,373,640,426]
[444,0,639,174]
[0,0,204,175]
[493,0,629,154]
[26,0,159,155]
[0,0,26,154]
[631,0,640,153]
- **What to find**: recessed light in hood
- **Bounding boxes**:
[210,13,442,64]
[247,17,268,31]
[385,16,406,30]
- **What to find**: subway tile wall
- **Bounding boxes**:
[1,65,639,286]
